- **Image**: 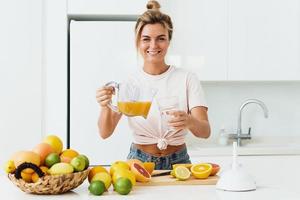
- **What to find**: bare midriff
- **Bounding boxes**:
[133,143,186,157]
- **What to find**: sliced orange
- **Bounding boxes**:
[191,163,212,179]
[143,162,155,174]
[88,165,109,183]
[174,166,191,181]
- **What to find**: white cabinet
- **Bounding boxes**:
[70,21,138,165]
[68,0,149,15]
[162,0,228,81]
[228,0,300,80]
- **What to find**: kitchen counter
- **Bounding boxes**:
[187,136,300,156]
[1,155,300,200]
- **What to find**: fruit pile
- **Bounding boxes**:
[88,159,155,196]
[171,163,220,181]
[4,135,89,183]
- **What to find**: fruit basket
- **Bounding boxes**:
[7,169,89,195]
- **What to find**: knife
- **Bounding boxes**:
[151,170,171,177]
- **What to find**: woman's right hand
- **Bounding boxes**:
[96,86,114,107]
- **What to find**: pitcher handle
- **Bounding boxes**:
[104,81,120,113]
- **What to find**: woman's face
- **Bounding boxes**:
[138,23,170,64]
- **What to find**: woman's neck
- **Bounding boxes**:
[143,61,169,75]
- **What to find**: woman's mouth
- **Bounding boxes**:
[147,50,161,55]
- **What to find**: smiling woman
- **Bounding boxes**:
[96,0,211,170]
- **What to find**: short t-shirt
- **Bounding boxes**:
[124,66,208,150]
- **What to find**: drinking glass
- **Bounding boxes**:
[156,96,179,132]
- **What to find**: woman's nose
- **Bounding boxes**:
[150,39,158,48]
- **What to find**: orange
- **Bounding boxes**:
[43,135,63,154]
[191,163,212,179]
[143,162,155,174]
[60,149,79,163]
[32,166,49,183]
[32,143,54,165]
[88,166,109,183]
[126,159,143,167]
[21,171,33,183]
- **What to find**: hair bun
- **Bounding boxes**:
[146,0,161,11]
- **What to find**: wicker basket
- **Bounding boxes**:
[7,169,90,195]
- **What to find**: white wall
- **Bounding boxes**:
[43,0,300,156]
[0,0,43,166]
[43,0,68,145]
[186,82,300,146]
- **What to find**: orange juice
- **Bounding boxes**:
[117,101,152,118]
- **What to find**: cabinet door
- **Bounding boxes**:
[70,21,137,165]
[229,0,300,80]
[68,0,148,15]
[161,0,228,81]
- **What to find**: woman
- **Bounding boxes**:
[96,0,210,170]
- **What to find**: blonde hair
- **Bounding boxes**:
[135,0,173,48]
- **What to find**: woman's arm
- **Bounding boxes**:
[187,106,210,138]
[98,107,122,139]
[168,106,211,138]
[96,86,122,139]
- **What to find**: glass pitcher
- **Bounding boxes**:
[105,81,157,118]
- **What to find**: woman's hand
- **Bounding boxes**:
[166,110,192,131]
[96,86,114,107]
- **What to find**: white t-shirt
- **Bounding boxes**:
[125,66,207,150]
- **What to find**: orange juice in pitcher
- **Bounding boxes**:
[105,81,157,118]
[117,101,152,118]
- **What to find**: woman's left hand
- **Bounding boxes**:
[166,110,192,131]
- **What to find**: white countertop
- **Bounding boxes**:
[187,136,300,156]
[1,155,300,200]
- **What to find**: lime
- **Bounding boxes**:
[174,166,191,181]
[89,180,105,196]
[114,177,132,195]
[45,153,61,168]
[70,156,85,172]
[77,154,89,169]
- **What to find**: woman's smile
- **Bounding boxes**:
[139,23,170,64]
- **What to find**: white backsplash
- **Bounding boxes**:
[186,81,300,146]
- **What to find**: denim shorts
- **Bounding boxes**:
[127,144,191,170]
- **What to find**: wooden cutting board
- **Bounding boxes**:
[136,170,219,186]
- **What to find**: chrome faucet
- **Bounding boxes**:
[229,99,269,146]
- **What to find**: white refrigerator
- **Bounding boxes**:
[70,20,139,165]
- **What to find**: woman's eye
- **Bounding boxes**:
[142,38,150,42]
[159,38,166,41]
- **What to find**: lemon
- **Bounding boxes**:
[172,163,193,170]
[88,166,109,183]
[89,180,105,196]
[110,161,130,175]
[4,160,16,173]
[91,172,112,190]
[43,135,63,154]
[112,168,136,186]
[191,163,212,179]
[174,166,191,181]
